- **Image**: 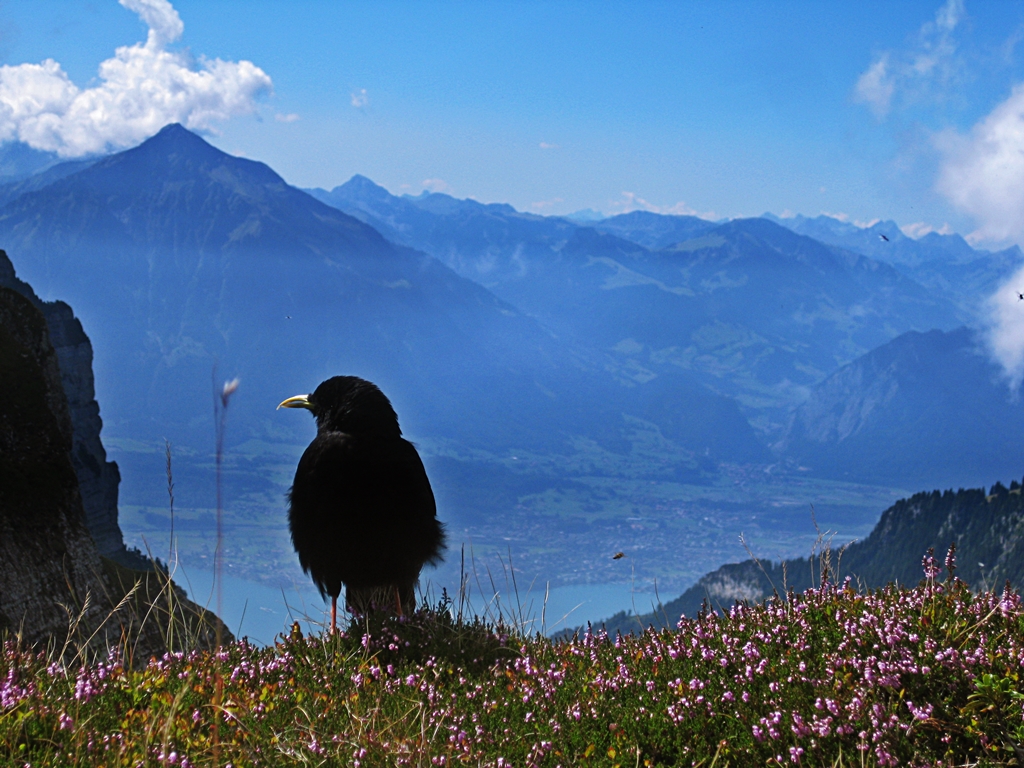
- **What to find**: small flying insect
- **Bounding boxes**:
[878,234,889,242]
[612,552,626,560]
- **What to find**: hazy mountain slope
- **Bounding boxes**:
[312,179,961,437]
[0,142,65,182]
[600,480,1024,634]
[0,125,779,568]
[529,219,959,433]
[0,158,99,209]
[777,326,1024,488]
[588,210,717,249]
[307,176,580,289]
[0,125,614,454]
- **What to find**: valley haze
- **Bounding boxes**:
[0,123,1020,635]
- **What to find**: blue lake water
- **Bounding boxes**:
[172,566,663,645]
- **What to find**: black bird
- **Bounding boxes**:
[279,376,445,630]
[1017,291,1023,301]
[878,233,889,242]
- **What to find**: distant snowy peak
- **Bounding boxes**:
[763,212,987,266]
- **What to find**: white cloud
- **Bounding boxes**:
[611,191,717,220]
[900,220,953,238]
[539,141,558,149]
[351,88,368,108]
[421,178,451,193]
[853,0,964,119]
[0,0,271,157]
[854,55,895,118]
[819,211,881,228]
[275,112,299,123]
[529,197,564,212]
[121,0,183,48]
[935,84,1024,243]
[984,269,1024,390]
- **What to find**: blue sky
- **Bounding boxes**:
[2,0,1024,246]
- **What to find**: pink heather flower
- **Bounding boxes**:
[906,701,933,721]
[58,711,73,730]
[922,550,941,580]
[1001,583,1020,618]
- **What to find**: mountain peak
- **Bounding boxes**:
[334,174,395,202]
[126,122,229,162]
[69,121,287,194]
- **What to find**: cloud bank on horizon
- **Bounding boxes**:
[851,0,1024,385]
[0,0,271,157]
[854,0,1024,249]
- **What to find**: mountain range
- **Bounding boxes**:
[0,125,646,455]
[309,177,963,440]
[764,212,1024,318]
[2,124,1023,613]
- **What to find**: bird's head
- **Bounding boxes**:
[278,376,402,438]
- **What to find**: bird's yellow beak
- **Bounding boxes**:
[277,394,313,410]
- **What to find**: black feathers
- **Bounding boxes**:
[280,376,445,624]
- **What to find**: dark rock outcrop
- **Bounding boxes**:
[0,276,230,657]
[0,248,132,564]
[0,286,112,643]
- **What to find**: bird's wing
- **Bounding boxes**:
[288,432,444,589]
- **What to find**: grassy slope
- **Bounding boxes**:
[2,568,1023,766]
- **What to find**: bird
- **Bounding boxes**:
[278,376,445,631]
[878,234,889,242]
[1017,291,1023,301]
[612,552,626,560]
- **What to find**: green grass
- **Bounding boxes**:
[3,558,1024,766]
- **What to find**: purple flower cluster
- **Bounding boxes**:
[2,557,1023,765]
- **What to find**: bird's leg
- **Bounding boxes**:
[331,595,338,634]
[394,586,403,617]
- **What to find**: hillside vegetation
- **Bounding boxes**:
[2,557,1023,766]
[602,479,1024,635]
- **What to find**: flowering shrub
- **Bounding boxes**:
[2,552,1023,766]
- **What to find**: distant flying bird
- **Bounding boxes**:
[279,376,445,631]
[1018,292,1023,301]
[612,552,626,560]
[878,234,889,242]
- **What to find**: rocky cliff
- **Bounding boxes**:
[0,286,113,644]
[0,249,136,564]
[0,271,229,657]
